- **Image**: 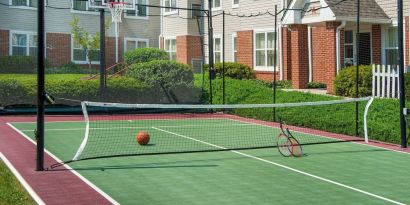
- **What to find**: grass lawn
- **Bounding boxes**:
[0,160,35,205]
[196,75,405,145]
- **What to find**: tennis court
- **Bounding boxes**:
[6,113,410,205]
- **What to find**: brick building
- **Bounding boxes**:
[161,0,410,93]
[0,0,161,68]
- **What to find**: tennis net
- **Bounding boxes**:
[71,97,373,161]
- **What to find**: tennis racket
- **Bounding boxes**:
[277,120,304,157]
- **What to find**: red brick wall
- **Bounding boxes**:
[105,37,123,67]
[282,27,292,80]
[46,33,71,67]
[289,24,309,89]
[311,22,339,93]
[0,29,9,56]
[372,25,382,65]
[159,36,164,49]
[406,16,409,66]
[237,30,253,68]
[255,71,279,81]
[176,35,202,66]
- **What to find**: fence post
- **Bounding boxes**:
[387,65,391,98]
[377,65,381,97]
[372,65,375,97]
[392,67,396,98]
[381,65,386,98]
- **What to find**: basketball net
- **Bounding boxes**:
[108,2,126,23]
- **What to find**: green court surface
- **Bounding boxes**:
[10,118,410,205]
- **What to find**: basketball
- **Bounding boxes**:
[136,131,150,145]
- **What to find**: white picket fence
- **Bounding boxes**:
[372,64,400,99]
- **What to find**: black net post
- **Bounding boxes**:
[222,11,226,104]
[398,0,407,147]
[207,0,215,104]
[273,5,278,121]
[355,0,360,136]
[36,0,45,171]
[100,9,106,94]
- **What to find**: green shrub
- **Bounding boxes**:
[0,74,200,106]
[333,65,372,97]
[45,62,97,74]
[124,48,168,65]
[127,60,199,103]
[0,56,50,73]
[308,82,327,89]
[204,62,255,79]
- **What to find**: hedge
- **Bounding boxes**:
[204,62,255,79]
[333,65,372,97]
[195,75,404,145]
[124,48,168,65]
[0,74,199,106]
[0,56,50,73]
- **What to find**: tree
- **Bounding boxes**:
[70,16,110,74]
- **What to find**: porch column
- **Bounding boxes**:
[289,24,309,89]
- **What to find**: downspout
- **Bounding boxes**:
[308,25,312,82]
[336,21,346,73]
[279,24,283,80]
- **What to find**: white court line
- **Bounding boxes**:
[9,117,230,124]
[152,127,406,205]
[0,152,46,205]
[19,123,253,132]
[227,118,410,156]
[6,123,120,205]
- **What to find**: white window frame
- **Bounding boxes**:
[124,38,149,52]
[125,0,149,20]
[163,0,178,15]
[9,30,37,56]
[71,35,100,64]
[253,29,278,71]
[70,0,99,15]
[190,3,202,18]
[164,37,177,61]
[211,0,221,11]
[382,25,399,66]
[344,30,355,66]
[232,0,238,8]
[213,36,222,63]
[9,0,46,10]
[232,32,237,62]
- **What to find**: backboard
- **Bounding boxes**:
[88,0,136,10]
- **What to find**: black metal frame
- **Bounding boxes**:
[36,0,45,171]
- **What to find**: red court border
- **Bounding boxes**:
[1,114,409,204]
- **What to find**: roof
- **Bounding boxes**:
[282,0,391,24]
[324,0,390,21]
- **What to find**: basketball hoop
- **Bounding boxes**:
[108,2,127,23]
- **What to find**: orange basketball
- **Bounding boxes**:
[136,131,150,145]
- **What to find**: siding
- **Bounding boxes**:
[0,0,161,47]
[203,0,284,63]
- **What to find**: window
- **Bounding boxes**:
[10,32,37,56]
[126,0,148,18]
[232,33,237,62]
[165,38,176,60]
[11,0,37,7]
[191,4,202,18]
[211,0,221,9]
[192,59,203,73]
[232,0,238,7]
[214,37,222,63]
[344,30,354,66]
[72,37,100,63]
[72,0,88,11]
[124,38,149,52]
[164,0,177,14]
[255,31,277,68]
[385,27,398,65]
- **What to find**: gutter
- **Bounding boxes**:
[308,25,312,82]
[336,21,346,73]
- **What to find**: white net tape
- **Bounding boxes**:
[108,3,126,23]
